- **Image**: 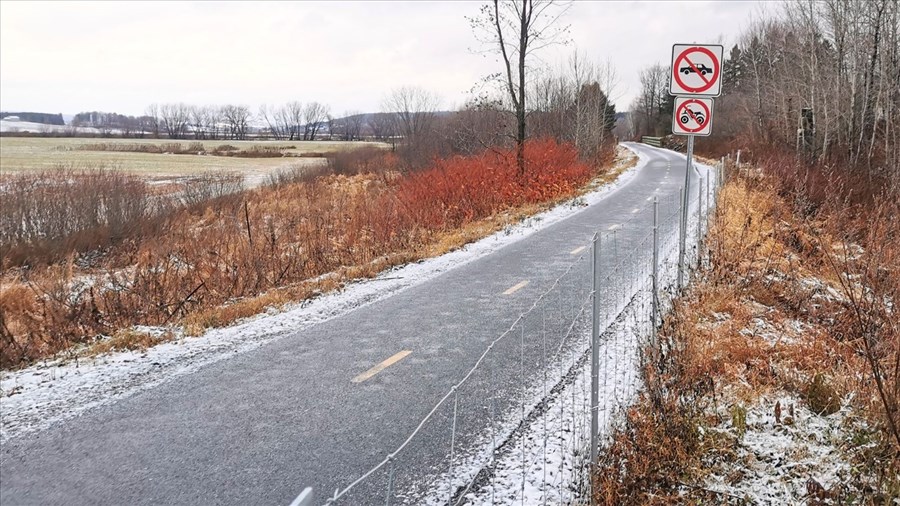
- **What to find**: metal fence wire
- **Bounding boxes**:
[311,157,722,506]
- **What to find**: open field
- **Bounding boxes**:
[0,137,388,176]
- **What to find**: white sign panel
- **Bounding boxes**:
[670,44,724,97]
[672,97,713,136]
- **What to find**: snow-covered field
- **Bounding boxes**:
[0,119,101,134]
[0,145,650,444]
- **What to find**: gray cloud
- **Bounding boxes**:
[0,1,769,116]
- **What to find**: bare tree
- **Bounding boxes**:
[190,106,209,140]
[447,98,509,155]
[159,103,191,139]
[346,111,364,141]
[301,102,330,140]
[145,103,161,138]
[718,0,900,176]
[631,64,669,138]
[382,86,440,141]
[259,104,283,140]
[220,105,251,140]
[370,113,395,143]
[203,106,222,140]
[470,0,571,174]
[259,102,303,140]
[382,87,442,166]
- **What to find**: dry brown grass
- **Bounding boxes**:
[593,160,899,504]
[89,328,174,355]
[0,139,619,368]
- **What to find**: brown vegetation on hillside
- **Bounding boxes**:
[593,156,899,504]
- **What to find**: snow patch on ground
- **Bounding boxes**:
[1,144,648,443]
[0,120,102,134]
[705,392,861,504]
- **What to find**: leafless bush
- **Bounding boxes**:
[76,142,204,155]
[227,146,287,158]
[210,144,239,153]
[0,165,152,267]
[77,142,295,158]
[265,164,326,187]
[179,171,245,207]
[325,146,389,175]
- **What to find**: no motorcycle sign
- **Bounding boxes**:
[672,97,713,136]
[670,44,723,97]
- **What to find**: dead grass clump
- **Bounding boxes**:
[223,145,289,158]
[89,328,172,355]
[76,142,204,155]
[76,141,298,158]
[324,146,395,175]
[804,373,841,416]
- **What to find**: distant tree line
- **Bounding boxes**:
[62,60,617,168]
[72,111,156,137]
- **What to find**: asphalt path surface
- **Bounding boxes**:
[0,144,700,505]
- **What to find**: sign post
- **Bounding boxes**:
[670,44,722,290]
[678,136,693,289]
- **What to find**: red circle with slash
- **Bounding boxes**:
[676,99,710,133]
[673,46,720,93]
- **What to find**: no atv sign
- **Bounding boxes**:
[670,44,723,97]
[672,97,713,136]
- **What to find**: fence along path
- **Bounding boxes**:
[302,154,721,506]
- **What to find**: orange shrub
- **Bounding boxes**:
[394,138,592,230]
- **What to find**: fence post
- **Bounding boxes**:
[385,455,395,506]
[590,232,601,496]
[651,197,659,337]
[720,156,725,187]
[613,229,620,310]
[679,135,694,290]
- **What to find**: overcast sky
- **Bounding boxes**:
[0,1,771,118]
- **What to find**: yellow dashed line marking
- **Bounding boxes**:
[503,280,529,295]
[352,350,412,383]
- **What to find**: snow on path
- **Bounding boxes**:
[1,145,648,443]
